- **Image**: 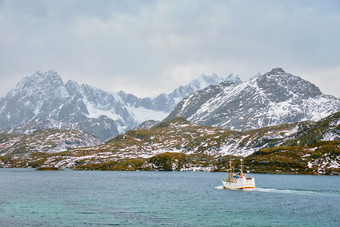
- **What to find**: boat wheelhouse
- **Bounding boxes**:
[222,159,255,190]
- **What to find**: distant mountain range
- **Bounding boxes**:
[0,68,339,143]
[0,71,238,140]
[166,68,340,131]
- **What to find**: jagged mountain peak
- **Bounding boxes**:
[226,73,242,84]
[65,80,115,101]
[256,68,322,101]
[65,80,82,97]
[65,79,80,88]
[267,67,286,75]
[150,73,228,113]
[186,73,224,90]
[10,70,69,101]
[16,70,64,90]
[249,72,262,80]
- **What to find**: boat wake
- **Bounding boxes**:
[253,188,339,197]
[215,185,224,190]
[215,186,339,197]
[254,188,309,194]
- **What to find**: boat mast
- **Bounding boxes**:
[229,159,233,181]
[240,159,244,177]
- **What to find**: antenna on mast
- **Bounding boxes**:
[240,159,244,177]
[229,159,233,181]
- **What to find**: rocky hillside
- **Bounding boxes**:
[2,112,339,174]
[166,68,340,131]
[0,129,102,156]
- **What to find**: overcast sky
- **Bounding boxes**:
[0,0,339,98]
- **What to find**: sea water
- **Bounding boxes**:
[0,169,339,226]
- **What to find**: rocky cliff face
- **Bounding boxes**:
[166,68,340,131]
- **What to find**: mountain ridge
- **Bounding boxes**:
[0,70,236,140]
[165,68,340,131]
[1,68,339,141]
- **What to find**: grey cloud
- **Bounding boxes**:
[0,0,339,98]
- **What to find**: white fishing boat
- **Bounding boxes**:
[222,159,255,190]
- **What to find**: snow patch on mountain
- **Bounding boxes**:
[83,99,121,121]
[126,106,169,123]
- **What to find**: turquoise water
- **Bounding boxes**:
[0,169,339,226]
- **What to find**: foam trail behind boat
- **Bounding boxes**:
[253,188,339,197]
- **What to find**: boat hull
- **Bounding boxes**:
[222,177,255,190]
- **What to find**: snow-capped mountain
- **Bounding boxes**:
[0,70,237,140]
[0,71,125,140]
[166,68,340,130]
[144,73,241,113]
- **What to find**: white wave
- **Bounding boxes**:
[215,185,224,190]
[215,186,339,197]
[254,188,315,195]
[253,188,333,196]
